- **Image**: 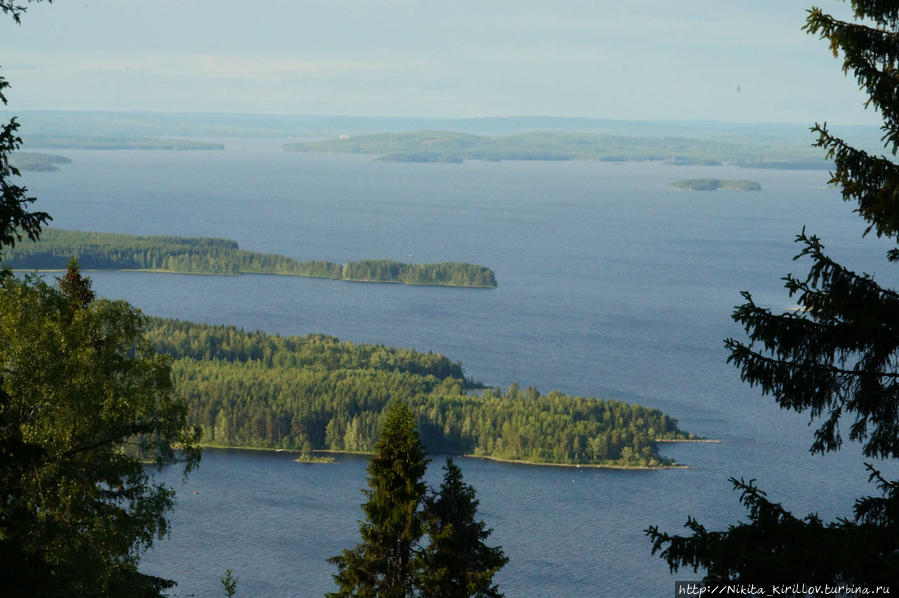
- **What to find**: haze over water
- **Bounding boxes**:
[22,141,896,596]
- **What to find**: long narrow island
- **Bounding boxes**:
[24,135,224,150]
[3,228,497,288]
[147,318,695,468]
[670,178,761,191]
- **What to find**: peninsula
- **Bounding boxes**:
[10,152,72,172]
[3,228,497,288]
[147,318,694,468]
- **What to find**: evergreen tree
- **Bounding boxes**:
[647,1,899,587]
[327,400,429,598]
[0,1,51,270]
[417,459,507,598]
[56,257,95,311]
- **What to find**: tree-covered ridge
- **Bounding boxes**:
[669,179,761,191]
[23,135,224,150]
[2,228,498,287]
[145,318,466,380]
[147,319,692,467]
[283,130,828,168]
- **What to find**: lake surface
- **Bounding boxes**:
[22,140,898,597]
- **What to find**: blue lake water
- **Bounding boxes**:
[21,140,898,597]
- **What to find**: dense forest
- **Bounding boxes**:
[146,319,692,467]
[3,228,497,287]
[343,259,497,287]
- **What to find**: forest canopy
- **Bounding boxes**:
[145,318,692,467]
[2,228,497,288]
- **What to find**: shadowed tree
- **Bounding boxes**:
[417,459,508,598]
[327,400,429,598]
[647,1,899,589]
[56,257,95,311]
[0,5,202,595]
[0,1,51,269]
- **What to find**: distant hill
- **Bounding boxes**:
[284,130,828,167]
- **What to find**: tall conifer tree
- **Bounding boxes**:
[327,400,429,598]
[647,1,899,586]
[417,459,507,598]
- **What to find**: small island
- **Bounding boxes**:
[670,178,761,191]
[3,228,497,288]
[10,152,72,172]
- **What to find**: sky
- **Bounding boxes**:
[0,0,880,125]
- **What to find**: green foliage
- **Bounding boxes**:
[328,415,507,598]
[56,257,95,310]
[145,318,688,466]
[647,1,899,586]
[0,276,201,596]
[328,400,429,598]
[343,260,497,287]
[2,228,497,287]
[647,468,899,587]
[220,569,238,598]
[417,459,507,598]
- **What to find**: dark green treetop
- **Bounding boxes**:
[327,400,429,598]
[56,256,95,311]
[417,459,508,598]
[647,0,899,587]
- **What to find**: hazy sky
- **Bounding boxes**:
[0,0,879,124]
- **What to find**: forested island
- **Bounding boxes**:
[3,228,497,288]
[9,151,72,171]
[670,179,761,191]
[283,130,828,167]
[145,319,694,467]
[23,135,224,150]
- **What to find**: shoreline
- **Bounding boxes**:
[197,444,688,470]
[15,267,495,288]
[465,454,690,471]
[655,438,721,444]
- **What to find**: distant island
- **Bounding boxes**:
[147,318,695,468]
[23,136,224,151]
[10,152,72,172]
[3,228,497,288]
[670,179,761,191]
[283,130,828,168]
